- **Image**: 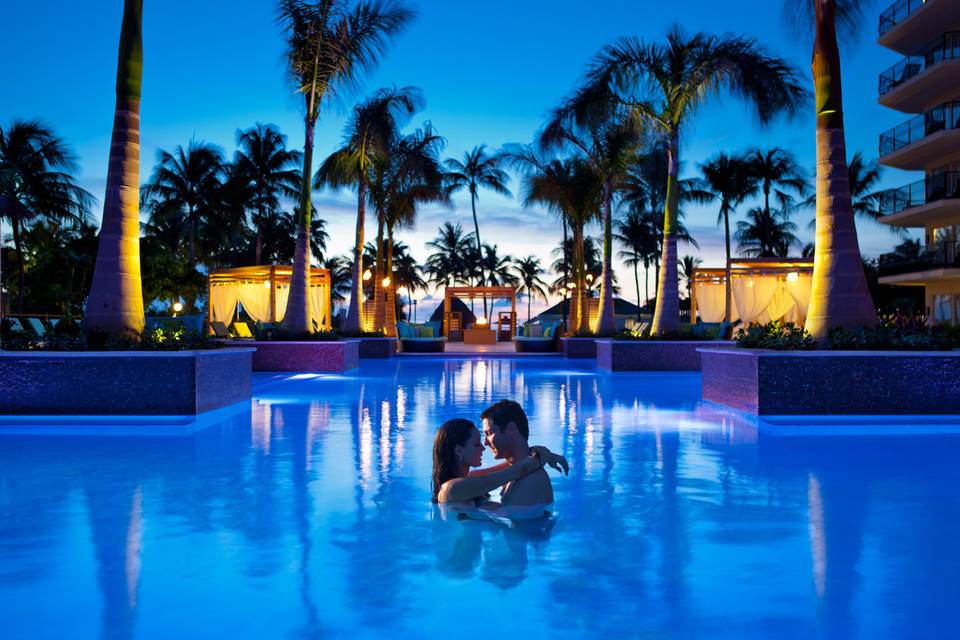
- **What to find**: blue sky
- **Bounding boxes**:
[1,0,917,314]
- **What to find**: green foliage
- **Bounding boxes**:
[1,318,221,351]
[735,317,960,351]
[615,328,714,341]
[255,325,341,342]
[735,321,816,350]
[140,237,206,313]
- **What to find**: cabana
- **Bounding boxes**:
[442,286,517,343]
[691,258,814,326]
[207,265,332,331]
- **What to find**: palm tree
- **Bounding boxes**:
[679,255,703,301]
[370,124,447,333]
[782,0,879,336]
[317,86,422,333]
[805,151,895,236]
[141,141,225,266]
[569,26,805,334]
[278,0,413,333]
[614,209,658,318]
[699,152,756,324]
[513,256,548,322]
[390,241,426,319]
[508,148,602,333]
[748,148,809,221]
[735,207,800,257]
[540,115,640,334]
[84,0,144,336]
[234,123,302,265]
[424,222,470,287]
[443,145,511,307]
[323,255,352,312]
[0,120,93,313]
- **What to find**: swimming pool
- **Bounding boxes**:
[1,357,957,639]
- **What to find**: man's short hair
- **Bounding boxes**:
[480,400,529,440]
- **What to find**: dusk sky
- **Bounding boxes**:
[1,0,918,316]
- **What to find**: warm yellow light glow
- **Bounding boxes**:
[362,269,372,281]
[585,274,594,283]
[787,272,799,282]
[172,301,183,313]
[396,286,408,295]
[568,282,577,289]
[475,317,488,325]
[382,277,391,287]
[746,280,754,288]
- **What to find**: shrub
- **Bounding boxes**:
[735,316,960,351]
[735,321,816,350]
[0,319,221,351]
[256,325,341,342]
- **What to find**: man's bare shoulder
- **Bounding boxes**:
[502,467,553,506]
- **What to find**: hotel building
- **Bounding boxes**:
[876,0,960,323]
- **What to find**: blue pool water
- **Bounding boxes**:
[1,357,958,639]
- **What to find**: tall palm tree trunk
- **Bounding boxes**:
[344,179,367,333]
[633,260,641,322]
[187,213,196,265]
[805,0,878,338]
[254,202,264,265]
[284,117,316,333]
[569,222,584,334]
[651,133,681,335]
[372,213,385,332]
[84,0,145,337]
[560,216,569,330]
[644,261,649,312]
[723,203,732,327]
[384,225,397,336]
[470,192,488,318]
[596,186,617,334]
[12,218,25,314]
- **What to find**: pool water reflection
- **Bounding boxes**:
[1,358,958,639]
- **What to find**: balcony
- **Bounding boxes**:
[879,102,960,169]
[878,240,960,282]
[879,0,960,54]
[878,172,960,227]
[878,32,960,112]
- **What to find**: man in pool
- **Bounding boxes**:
[480,399,560,507]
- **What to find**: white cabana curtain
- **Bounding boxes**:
[694,283,727,323]
[210,284,239,324]
[274,285,290,323]
[238,283,272,323]
[787,275,812,321]
[309,286,328,328]
[732,277,778,326]
[758,283,796,324]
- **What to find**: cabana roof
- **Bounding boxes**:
[207,264,332,329]
[691,258,814,326]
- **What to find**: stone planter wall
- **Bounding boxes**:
[597,340,733,371]
[0,349,253,415]
[227,340,359,372]
[561,337,597,359]
[355,337,397,359]
[700,348,960,415]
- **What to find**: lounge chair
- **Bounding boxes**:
[397,320,445,353]
[210,321,230,338]
[231,321,254,339]
[25,318,47,338]
[513,320,561,353]
[2,317,26,334]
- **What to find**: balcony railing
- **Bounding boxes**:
[879,0,930,37]
[879,240,960,277]
[877,171,960,215]
[879,102,960,156]
[879,32,960,96]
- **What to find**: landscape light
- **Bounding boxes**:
[396,286,408,295]
[476,317,488,325]
[362,269,372,281]
[172,301,183,316]
[586,274,594,283]
[382,277,391,287]
[787,272,799,282]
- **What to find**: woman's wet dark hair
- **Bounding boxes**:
[431,418,477,502]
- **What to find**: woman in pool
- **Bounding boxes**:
[431,418,566,504]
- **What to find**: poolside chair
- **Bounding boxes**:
[231,321,254,339]
[513,320,561,353]
[210,321,230,338]
[2,317,26,334]
[25,318,47,338]
[397,320,446,353]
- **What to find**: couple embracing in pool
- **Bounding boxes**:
[431,399,568,514]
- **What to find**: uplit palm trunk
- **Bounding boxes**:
[805,0,878,338]
[84,0,145,337]
[569,222,585,334]
[651,133,682,334]
[371,213,385,332]
[384,225,397,336]
[12,218,25,313]
[344,178,367,333]
[722,202,732,327]
[560,217,569,330]
[283,118,316,334]
[596,186,616,334]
